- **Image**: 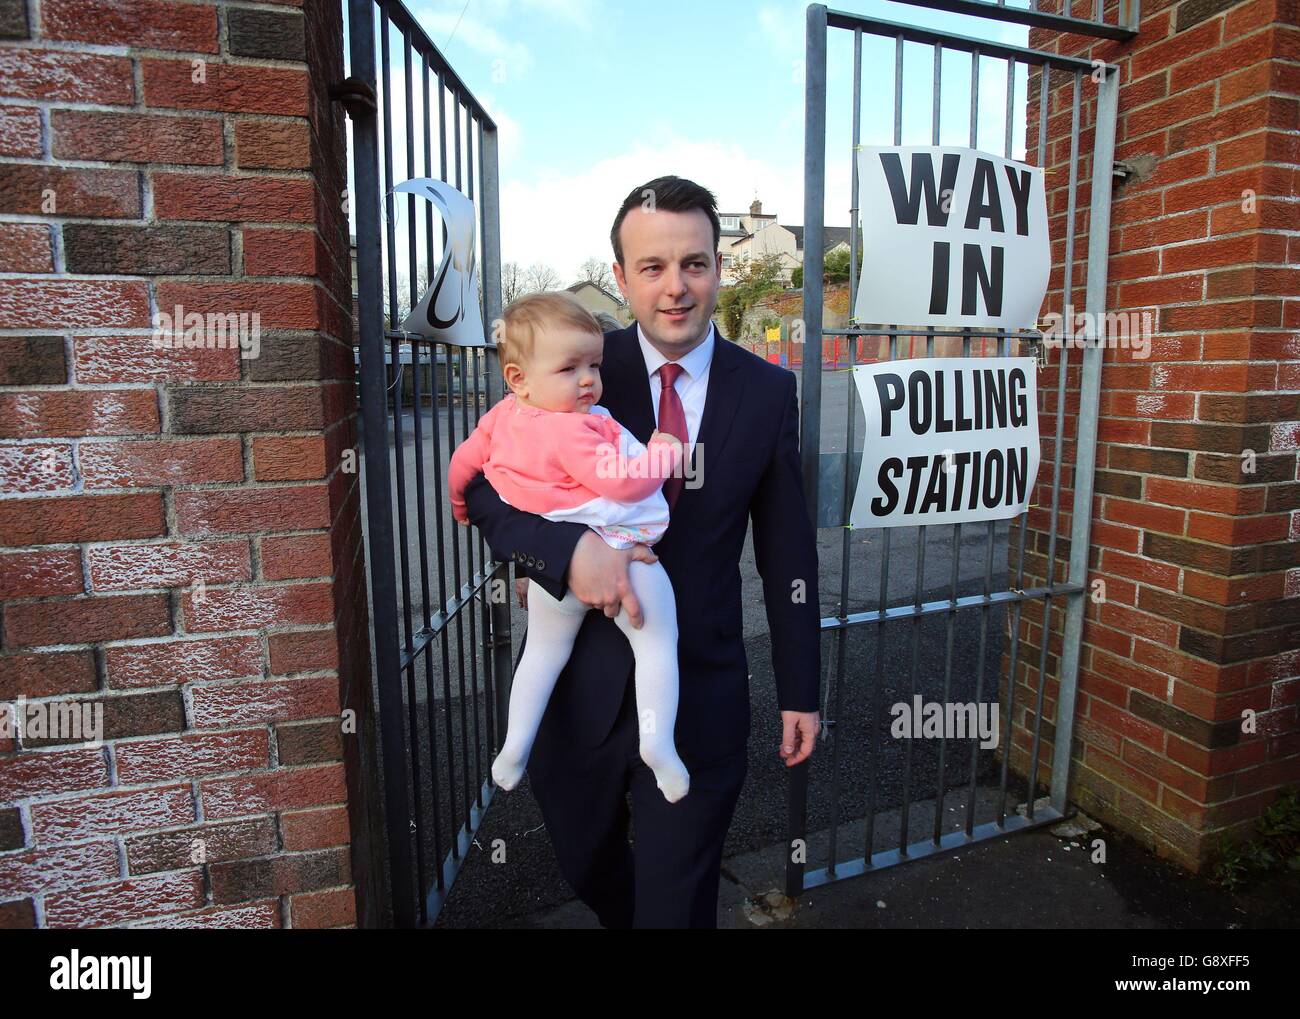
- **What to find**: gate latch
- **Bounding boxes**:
[1024,332,1049,370]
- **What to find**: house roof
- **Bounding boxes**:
[787,225,859,252]
[566,280,625,305]
[719,211,773,237]
[729,220,790,248]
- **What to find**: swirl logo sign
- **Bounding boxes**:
[395,177,488,347]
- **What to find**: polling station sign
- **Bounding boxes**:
[850,358,1041,528]
[853,146,1049,331]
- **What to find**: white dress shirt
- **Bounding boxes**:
[635,320,715,457]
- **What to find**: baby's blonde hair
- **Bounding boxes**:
[497,291,604,371]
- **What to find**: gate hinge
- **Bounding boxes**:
[1112,159,1134,184]
[330,77,377,120]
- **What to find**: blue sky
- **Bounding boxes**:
[355,0,1035,288]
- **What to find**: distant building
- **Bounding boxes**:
[719,198,858,286]
[565,280,632,324]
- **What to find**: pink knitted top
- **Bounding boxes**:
[448,392,682,526]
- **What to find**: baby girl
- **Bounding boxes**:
[448,291,691,803]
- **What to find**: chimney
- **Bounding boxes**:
[749,198,762,217]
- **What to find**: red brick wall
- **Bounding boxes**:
[0,0,379,926]
[1003,0,1299,871]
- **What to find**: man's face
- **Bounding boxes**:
[611,206,722,358]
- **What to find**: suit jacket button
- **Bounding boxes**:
[536,559,545,570]
[526,556,536,566]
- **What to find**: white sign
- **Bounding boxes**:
[394,178,488,347]
[850,357,1040,528]
[853,146,1049,331]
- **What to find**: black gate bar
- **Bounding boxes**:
[346,0,507,927]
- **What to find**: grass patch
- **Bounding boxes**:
[1211,787,1300,893]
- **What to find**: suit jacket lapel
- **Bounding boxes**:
[684,327,741,500]
[604,323,654,441]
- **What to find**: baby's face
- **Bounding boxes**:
[515,325,603,413]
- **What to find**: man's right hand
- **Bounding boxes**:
[566,532,658,628]
[650,429,683,452]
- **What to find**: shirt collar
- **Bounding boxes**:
[635,319,715,381]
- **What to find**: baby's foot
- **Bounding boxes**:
[641,743,690,803]
[491,749,526,791]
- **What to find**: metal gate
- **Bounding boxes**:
[344,0,510,927]
[790,2,1130,894]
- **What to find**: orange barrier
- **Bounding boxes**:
[736,334,1005,366]
[736,337,879,369]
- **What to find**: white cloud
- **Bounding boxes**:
[479,92,523,166]
[757,3,805,61]
[467,0,600,30]
[498,133,851,285]
[500,0,600,29]
[407,0,599,68]
[412,8,534,78]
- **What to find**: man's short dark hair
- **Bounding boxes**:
[609,175,720,267]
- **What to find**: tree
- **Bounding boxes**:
[790,247,862,290]
[523,262,561,293]
[716,287,742,339]
[716,253,785,340]
[390,264,429,323]
[729,253,784,309]
[577,256,614,292]
[501,261,526,305]
[822,246,862,283]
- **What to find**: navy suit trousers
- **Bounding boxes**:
[526,667,747,929]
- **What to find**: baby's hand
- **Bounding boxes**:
[650,429,683,450]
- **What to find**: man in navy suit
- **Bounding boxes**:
[463,175,821,928]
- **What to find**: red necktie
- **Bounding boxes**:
[657,362,688,509]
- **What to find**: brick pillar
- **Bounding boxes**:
[0,0,382,927]
[1002,0,1299,872]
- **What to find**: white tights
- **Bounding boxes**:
[490,559,690,803]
